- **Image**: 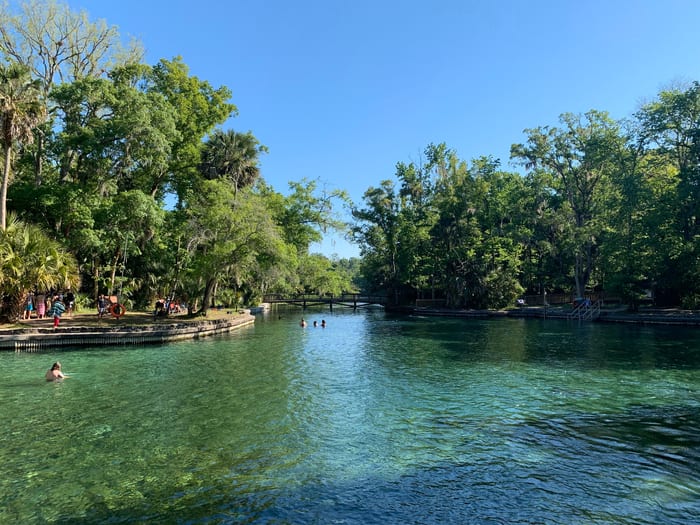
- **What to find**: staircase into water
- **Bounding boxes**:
[568,300,602,321]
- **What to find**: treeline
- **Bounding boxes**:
[351,89,700,310]
[0,1,355,321]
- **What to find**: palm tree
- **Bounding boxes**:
[0,63,45,230]
[0,214,80,321]
[199,129,267,194]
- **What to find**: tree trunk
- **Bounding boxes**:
[574,254,584,298]
[34,134,43,186]
[1,143,12,230]
[0,292,24,323]
[212,281,219,308]
[201,277,217,315]
[93,261,100,301]
[109,252,121,296]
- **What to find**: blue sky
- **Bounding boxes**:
[61,0,700,258]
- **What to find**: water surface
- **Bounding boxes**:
[1,310,699,523]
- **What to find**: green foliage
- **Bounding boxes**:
[0,61,45,229]
[352,145,525,308]
[184,180,287,311]
[200,129,267,192]
[0,2,360,315]
[4,0,700,313]
[297,253,355,296]
[511,111,624,298]
[149,57,235,202]
[0,214,79,320]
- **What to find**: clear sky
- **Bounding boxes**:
[58,0,700,258]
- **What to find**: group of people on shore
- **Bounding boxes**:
[300,318,326,328]
[23,291,73,328]
[153,298,184,318]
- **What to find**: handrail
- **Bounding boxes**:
[568,300,601,321]
[261,293,389,309]
[263,293,388,304]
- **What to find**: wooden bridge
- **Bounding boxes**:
[262,294,388,310]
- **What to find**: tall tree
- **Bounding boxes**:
[200,129,267,194]
[50,65,178,198]
[635,82,700,306]
[0,0,143,183]
[351,179,402,302]
[263,178,349,255]
[0,62,44,230]
[185,180,284,314]
[149,57,235,203]
[429,149,486,308]
[511,111,622,298]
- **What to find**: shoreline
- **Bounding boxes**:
[3,304,700,351]
[0,310,256,351]
[397,305,700,327]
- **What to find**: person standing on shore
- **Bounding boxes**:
[65,290,75,315]
[97,295,107,319]
[36,293,46,319]
[51,296,66,329]
[23,293,34,320]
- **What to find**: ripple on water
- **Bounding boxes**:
[1,313,700,523]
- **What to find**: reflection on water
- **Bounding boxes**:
[1,310,700,523]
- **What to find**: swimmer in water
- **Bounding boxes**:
[45,361,66,381]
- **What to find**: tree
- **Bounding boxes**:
[94,190,164,297]
[516,168,571,296]
[149,57,235,203]
[0,0,142,87]
[50,65,179,198]
[295,253,355,296]
[185,180,285,314]
[0,0,143,183]
[352,144,528,308]
[263,178,349,255]
[638,82,700,304]
[200,129,268,194]
[351,179,402,302]
[595,119,657,309]
[511,111,622,298]
[429,150,486,308]
[0,62,44,230]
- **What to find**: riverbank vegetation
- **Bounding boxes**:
[1,1,699,322]
[352,96,700,311]
[0,1,357,321]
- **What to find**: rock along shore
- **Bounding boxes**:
[0,312,256,352]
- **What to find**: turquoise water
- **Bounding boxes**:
[1,309,700,524]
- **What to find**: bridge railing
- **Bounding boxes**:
[262,293,388,305]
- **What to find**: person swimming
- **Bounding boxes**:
[300,318,307,327]
[45,361,66,381]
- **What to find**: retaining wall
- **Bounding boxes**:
[0,315,256,352]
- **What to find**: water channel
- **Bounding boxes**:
[1,309,699,523]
